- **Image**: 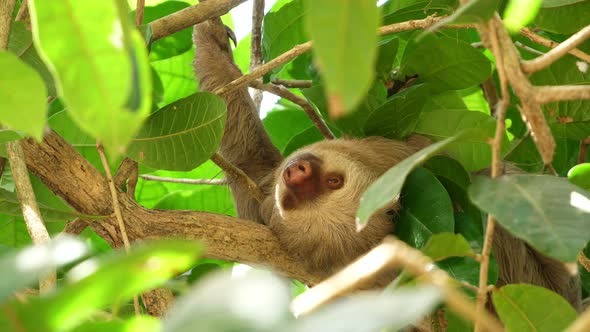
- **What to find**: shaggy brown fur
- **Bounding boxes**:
[193,18,581,309]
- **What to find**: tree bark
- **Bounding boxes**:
[20,131,322,286]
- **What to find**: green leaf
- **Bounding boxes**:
[262,0,312,80]
[357,132,464,227]
[0,188,97,222]
[428,0,499,31]
[469,174,590,262]
[304,0,380,112]
[0,236,88,301]
[401,32,492,91]
[492,284,577,332]
[421,233,474,261]
[424,155,472,189]
[154,187,235,216]
[503,0,543,32]
[71,316,161,332]
[395,168,455,248]
[437,256,498,290]
[10,240,203,332]
[29,0,152,154]
[282,126,325,156]
[7,21,56,96]
[535,0,590,34]
[568,163,590,191]
[0,51,46,140]
[376,37,400,79]
[127,92,226,171]
[295,286,442,331]
[414,110,501,171]
[263,110,315,153]
[133,2,193,61]
[364,84,429,139]
[152,48,198,107]
[163,270,291,332]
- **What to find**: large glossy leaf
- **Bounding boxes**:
[29,0,152,154]
[151,48,198,107]
[127,92,226,171]
[0,51,46,140]
[0,236,88,301]
[163,270,291,332]
[395,168,455,249]
[469,174,590,262]
[401,33,492,91]
[414,110,501,171]
[492,284,577,332]
[304,0,379,113]
[357,133,464,227]
[535,0,590,33]
[7,21,55,96]
[294,286,442,332]
[5,240,203,332]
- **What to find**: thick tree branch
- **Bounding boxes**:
[20,131,322,286]
[520,28,590,64]
[522,24,590,74]
[0,0,16,49]
[149,0,247,41]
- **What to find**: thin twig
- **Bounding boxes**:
[514,41,545,56]
[210,152,264,203]
[96,142,139,315]
[250,80,335,139]
[579,137,590,164]
[7,141,56,292]
[520,27,590,64]
[250,0,265,111]
[291,236,503,332]
[135,0,145,26]
[149,0,247,41]
[140,174,228,185]
[579,252,590,273]
[474,18,509,332]
[271,79,313,89]
[522,24,590,73]
[215,15,472,97]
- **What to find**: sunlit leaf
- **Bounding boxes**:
[0,51,46,140]
[503,0,543,32]
[568,163,590,191]
[421,233,474,261]
[71,316,161,332]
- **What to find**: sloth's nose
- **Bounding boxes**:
[284,160,312,186]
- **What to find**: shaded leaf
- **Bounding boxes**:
[493,284,577,332]
[395,168,455,248]
[469,174,590,262]
[263,110,315,153]
[535,0,590,34]
[127,92,226,171]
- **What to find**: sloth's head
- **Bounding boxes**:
[270,137,419,275]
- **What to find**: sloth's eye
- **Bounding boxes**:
[326,174,344,190]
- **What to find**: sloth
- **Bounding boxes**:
[192,18,581,309]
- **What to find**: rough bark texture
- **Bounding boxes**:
[20,131,322,287]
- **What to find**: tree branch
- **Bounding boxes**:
[20,131,323,286]
[522,24,590,74]
[534,85,590,104]
[520,27,590,64]
[0,0,16,49]
[250,80,335,139]
[149,0,247,41]
[249,0,265,111]
[271,79,313,89]
[140,174,227,185]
